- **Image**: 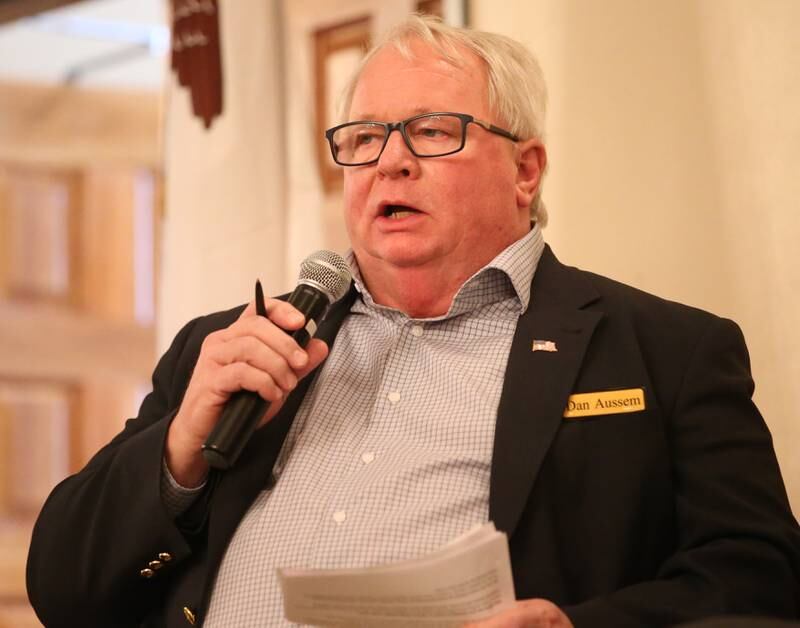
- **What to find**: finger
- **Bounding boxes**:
[213,361,287,403]
[218,315,309,370]
[295,338,329,379]
[238,300,257,319]
[463,600,570,628]
[238,296,303,329]
[237,297,301,327]
[208,336,299,392]
[515,598,566,622]
[264,298,307,331]
[256,338,330,428]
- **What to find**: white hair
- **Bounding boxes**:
[339,14,549,225]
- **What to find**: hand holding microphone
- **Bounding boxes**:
[164,251,351,483]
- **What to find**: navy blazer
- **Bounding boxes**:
[27,246,800,627]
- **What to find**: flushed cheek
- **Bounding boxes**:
[342,176,371,229]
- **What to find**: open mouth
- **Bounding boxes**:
[382,204,421,219]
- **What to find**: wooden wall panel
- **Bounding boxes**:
[77,169,138,321]
[0,522,33,599]
[0,170,8,296]
[0,1,82,25]
[72,382,140,472]
[0,382,72,518]
[0,381,74,628]
[0,300,155,383]
[0,82,161,169]
[0,404,9,516]
[0,166,77,303]
[0,603,41,628]
[0,78,162,625]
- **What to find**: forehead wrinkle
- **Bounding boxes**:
[349,106,442,122]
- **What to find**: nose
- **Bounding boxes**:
[376,128,420,179]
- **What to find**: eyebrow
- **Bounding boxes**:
[349,107,437,121]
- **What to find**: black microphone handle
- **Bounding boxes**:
[201,284,331,470]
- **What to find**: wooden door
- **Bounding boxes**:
[0,81,161,627]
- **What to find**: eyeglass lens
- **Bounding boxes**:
[332,114,464,164]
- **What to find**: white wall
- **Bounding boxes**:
[159,0,286,345]
[472,0,800,512]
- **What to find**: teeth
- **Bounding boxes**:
[389,210,414,219]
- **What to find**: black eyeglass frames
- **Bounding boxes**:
[325,112,519,166]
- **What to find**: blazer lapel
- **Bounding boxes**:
[490,247,602,536]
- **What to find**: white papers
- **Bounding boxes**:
[278,522,515,627]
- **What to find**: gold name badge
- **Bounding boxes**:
[563,388,646,419]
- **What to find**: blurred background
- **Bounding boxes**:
[0,0,797,625]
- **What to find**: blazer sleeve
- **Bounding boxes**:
[563,317,800,627]
[26,315,207,628]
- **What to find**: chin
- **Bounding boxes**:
[379,252,431,268]
[372,242,439,269]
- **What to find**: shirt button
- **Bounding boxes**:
[361,452,375,464]
[332,510,347,523]
[140,568,154,578]
[410,325,424,337]
[387,391,401,404]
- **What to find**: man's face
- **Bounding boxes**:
[343,40,537,285]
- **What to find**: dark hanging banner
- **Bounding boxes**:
[171,0,223,129]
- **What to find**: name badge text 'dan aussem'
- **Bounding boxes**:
[563,388,646,419]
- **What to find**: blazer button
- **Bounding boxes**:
[183,606,196,625]
[140,568,154,578]
[158,552,173,562]
[148,560,163,570]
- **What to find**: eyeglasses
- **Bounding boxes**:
[325,112,519,166]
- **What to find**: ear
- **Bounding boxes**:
[515,139,547,212]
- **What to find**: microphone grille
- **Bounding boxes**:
[298,250,352,302]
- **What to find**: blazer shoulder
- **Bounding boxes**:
[544,252,746,367]
[574,264,727,333]
[536,246,724,331]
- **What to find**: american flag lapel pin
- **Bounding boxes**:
[532,339,558,352]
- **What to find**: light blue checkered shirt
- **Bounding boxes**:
[166,226,545,627]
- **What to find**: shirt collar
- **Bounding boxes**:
[346,223,545,320]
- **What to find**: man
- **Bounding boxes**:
[27,15,799,628]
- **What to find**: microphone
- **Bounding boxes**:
[201,250,352,470]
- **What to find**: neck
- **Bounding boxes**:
[358,262,474,318]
